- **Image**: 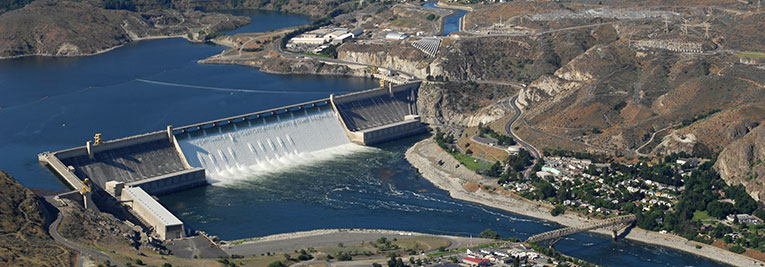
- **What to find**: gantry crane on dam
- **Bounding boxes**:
[527,214,637,246]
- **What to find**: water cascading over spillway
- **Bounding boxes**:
[177,107,358,182]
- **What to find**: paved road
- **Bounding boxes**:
[223,231,487,258]
[634,123,680,157]
[46,199,125,267]
[503,95,542,179]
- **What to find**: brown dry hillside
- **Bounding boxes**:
[0,170,76,266]
[0,0,248,58]
[517,40,765,155]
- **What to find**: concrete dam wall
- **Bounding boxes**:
[176,105,351,182]
[333,82,425,145]
[38,81,424,240]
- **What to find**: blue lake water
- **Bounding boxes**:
[0,10,727,267]
[219,9,311,35]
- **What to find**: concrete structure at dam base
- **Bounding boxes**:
[39,81,425,241]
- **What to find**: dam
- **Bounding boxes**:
[39,81,425,240]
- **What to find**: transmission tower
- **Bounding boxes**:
[703,22,710,39]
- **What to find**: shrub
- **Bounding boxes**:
[551,205,566,216]
[479,228,500,239]
[729,245,746,254]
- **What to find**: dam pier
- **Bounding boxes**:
[39,81,425,241]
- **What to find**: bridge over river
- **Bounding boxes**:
[527,214,637,245]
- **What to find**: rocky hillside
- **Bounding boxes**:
[715,125,765,202]
[338,41,441,79]
[0,170,76,266]
[417,81,517,127]
[0,0,249,58]
[152,0,358,17]
[1,0,358,17]
[440,25,619,84]
[517,37,764,152]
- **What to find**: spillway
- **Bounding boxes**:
[176,106,352,182]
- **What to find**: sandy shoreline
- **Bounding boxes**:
[405,138,764,267]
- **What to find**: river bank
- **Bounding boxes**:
[405,138,764,267]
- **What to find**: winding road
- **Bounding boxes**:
[503,95,541,179]
[47,200,124,267]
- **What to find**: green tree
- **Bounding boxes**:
[707,201,734,219]
[479,228,500,239]
[551,205,566,216]
[729,245,746,254]
[267,261,285,267]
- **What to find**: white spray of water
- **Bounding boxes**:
[178,108,367,184]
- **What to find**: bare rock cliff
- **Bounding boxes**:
[337,47,442,79]
[417,82,513,127]
[715,125,765,202]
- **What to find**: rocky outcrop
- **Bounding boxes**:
[0,0,249,58]
[417,82,513,127]
[517,75,581,112]
[337,44,442,79]
[715,125,765,202]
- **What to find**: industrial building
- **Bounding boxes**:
[287,27,359,48]
[385,32,409,40]
[121,187,185,240]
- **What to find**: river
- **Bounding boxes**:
[0,9,726,267]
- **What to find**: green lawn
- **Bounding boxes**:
[692,210,712,221]
[452,153,492,172]
[735,52,765,58]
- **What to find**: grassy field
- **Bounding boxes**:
[452,152,492,172]
[735,52,765,58]
[692,210,712,221]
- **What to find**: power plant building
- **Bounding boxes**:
[121,187,185,240]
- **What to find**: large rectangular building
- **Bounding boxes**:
[121,187,184,240]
